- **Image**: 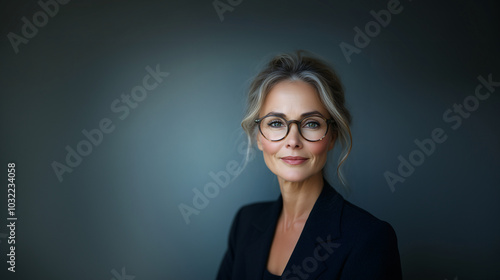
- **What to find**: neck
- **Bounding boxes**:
[277,173,324,231]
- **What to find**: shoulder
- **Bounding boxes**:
[239,200,275,217]
[333,198,402,278]
[319,185,397,240]
[342,199,395,230]
[231,200,275,229]
[224,200,278,249]
[339,199,398,249]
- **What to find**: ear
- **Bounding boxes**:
[256,134,263,151]
[328,131,337,151]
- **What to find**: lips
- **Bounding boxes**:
[281,156,309,165]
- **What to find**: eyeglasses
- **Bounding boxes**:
[255,114,334,142]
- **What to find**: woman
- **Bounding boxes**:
[216,51,402,279]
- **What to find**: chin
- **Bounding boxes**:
[275,169,316,183]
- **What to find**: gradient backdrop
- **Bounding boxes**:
[1,0,499,279]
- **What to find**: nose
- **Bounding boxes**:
[285,122,303,149]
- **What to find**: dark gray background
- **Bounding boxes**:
[1,0,499,279]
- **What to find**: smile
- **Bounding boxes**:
[280,156,309,165]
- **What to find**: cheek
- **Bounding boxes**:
[259,136,281,155]
[307,139,332,156]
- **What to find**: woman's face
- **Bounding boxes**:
[256,80,336,183]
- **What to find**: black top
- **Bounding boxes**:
[216,179,403,280]
[262,269,281,280]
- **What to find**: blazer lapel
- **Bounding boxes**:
[281,180,344,279]
[243,194,283,279]
[243,179,344,279]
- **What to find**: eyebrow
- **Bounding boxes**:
[264,110,325,119]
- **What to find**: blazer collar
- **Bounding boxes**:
[245,179,345,279]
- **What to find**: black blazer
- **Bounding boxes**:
[216,180,402,279]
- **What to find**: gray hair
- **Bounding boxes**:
[241,50,353,187]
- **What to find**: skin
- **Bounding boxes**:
[257,80,336,276]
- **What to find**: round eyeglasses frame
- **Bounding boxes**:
[254,114,335,142]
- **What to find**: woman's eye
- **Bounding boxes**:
[268,120,285,127]
[304,121,320,129]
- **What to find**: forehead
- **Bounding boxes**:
[260,80,330,118]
